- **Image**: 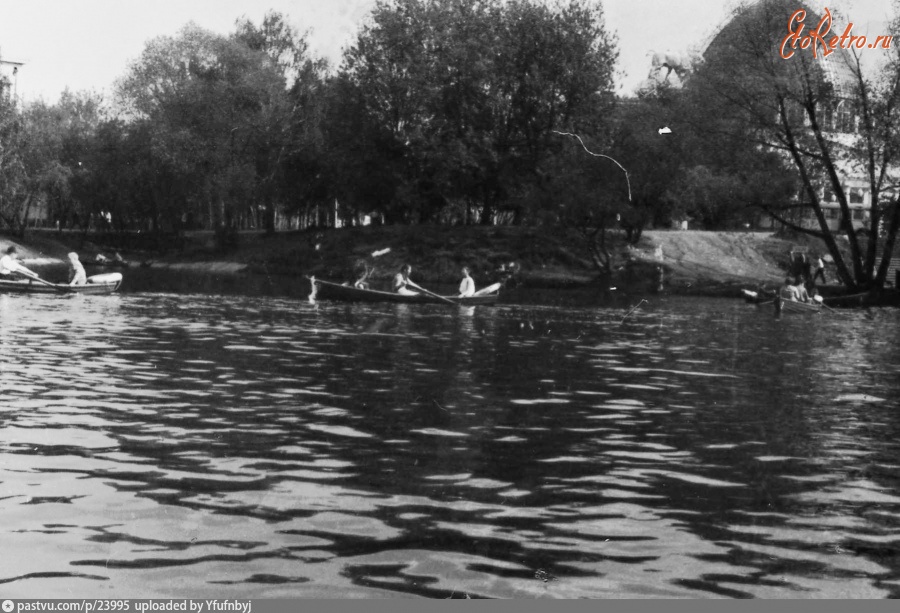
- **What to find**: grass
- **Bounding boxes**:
[225,224,603,286]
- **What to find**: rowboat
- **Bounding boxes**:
[774,296,821,314]
[822,291,887,308]
[310,277,500,305]
[0,272,123,295]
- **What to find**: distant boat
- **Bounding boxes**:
[774,296,821,314]
[310,278,500,305]
[0,273,123,295]
[822,290,900,308]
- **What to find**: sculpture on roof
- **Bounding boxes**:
[647,51,693,82]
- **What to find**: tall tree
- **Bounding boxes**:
[537,141,629,277]
[336,0,617,225]
[234,11,327,233]
[116,23,302,239]
[54,90,107,231]
[642,80,800,233]
[0,97,86,235]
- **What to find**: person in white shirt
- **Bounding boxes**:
[813,256,827,285]
[779,277,800,301]
[0,246,39,279]
[68,252,87,285]
[458,266,476,297]
[392,264,418,296]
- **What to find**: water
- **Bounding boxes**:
[1,292,899,599]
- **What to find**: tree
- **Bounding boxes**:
[0,98,78,235]
[336,0,617,225]
[539,141,629,277]
[320,73,403,225]
[54,90,108,231]
[602,88,685,241]
[116,21,314,240]
[489,0,617,224]
[0,88,23,231]
[653,78,800,231]
[693,0,900,291]
[234,11,328,233]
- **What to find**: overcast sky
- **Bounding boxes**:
[0,0,893,103]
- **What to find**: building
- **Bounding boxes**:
[0,49,23,106]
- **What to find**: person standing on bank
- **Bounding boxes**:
[0,246,40,279]
[68,252,87,286]
[812,255,827,285]
[802,255,813,287]
[458,267,476,297]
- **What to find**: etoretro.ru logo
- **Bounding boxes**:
[780,8,893,59]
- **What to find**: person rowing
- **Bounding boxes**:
[353,260,373,290]
[793,276,811,302]
[392,264,419,296]
[778,277,797,301]
[0,246,41,281]
[779,276,810,303]
[392,264,461,304]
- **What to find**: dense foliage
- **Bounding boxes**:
[332,0,618,226]
[0,1,622,244]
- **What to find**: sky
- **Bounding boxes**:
[0,0,894,103]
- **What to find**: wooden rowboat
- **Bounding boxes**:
[310,277,500,305]
[774,296,821,314]
[821,290,898,308]
[0,273,123,295]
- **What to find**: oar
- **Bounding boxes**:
[23,273,72,294]
[620,299,647,324]
[815,295,840,314]
[407,279,458,305]
[757,291,777,307]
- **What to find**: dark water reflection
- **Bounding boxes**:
[1,293,899,598]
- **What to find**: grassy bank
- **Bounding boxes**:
[244,225,607,288]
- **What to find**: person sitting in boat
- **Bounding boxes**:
[0,246,39,280]
[781,276,810,303]
[779,277,801,302]
[354,262,373,290]
[67,252,87,286]
[794,276,811,302]
[392,264,418,296]
[458,266,476,297]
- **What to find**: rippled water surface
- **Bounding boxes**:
[1,292,899,599]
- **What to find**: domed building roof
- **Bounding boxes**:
[702,0,858,98]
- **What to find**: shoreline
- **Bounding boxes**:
[1,226,865,299]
